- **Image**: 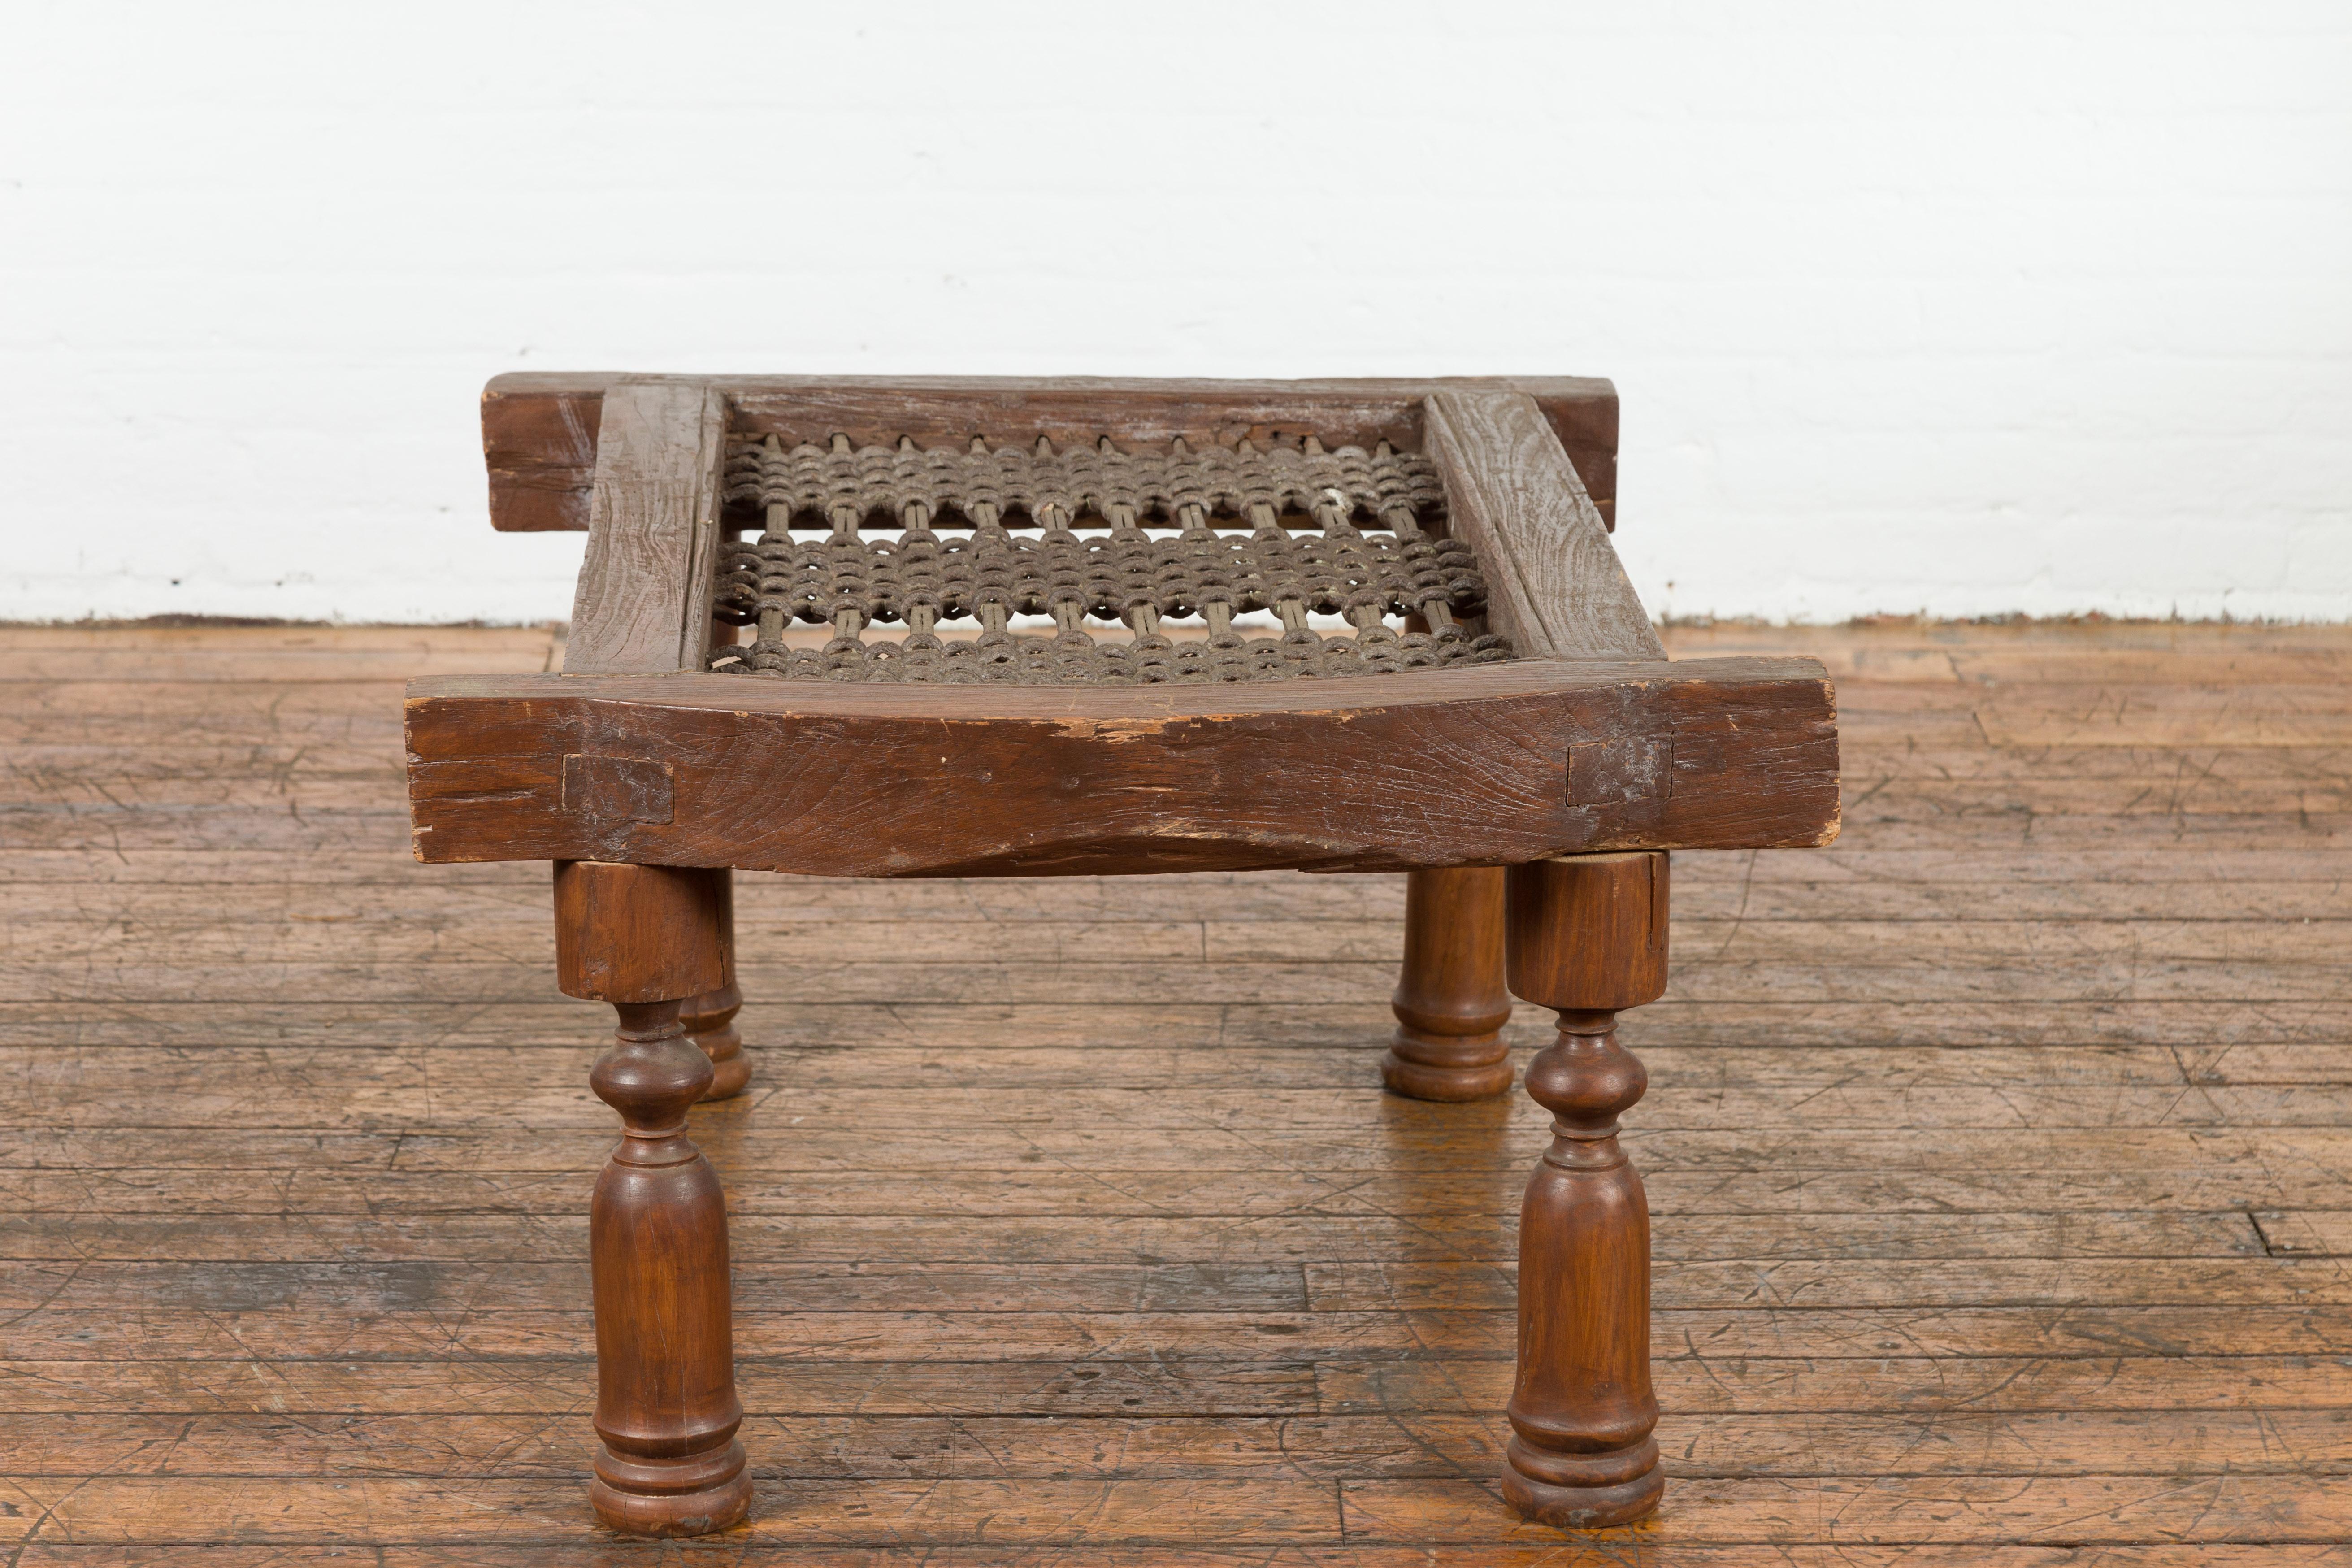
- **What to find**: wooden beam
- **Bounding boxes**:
[404,657,1840,875]
[482,378,603,535]
[480,375,1619,534]
[562,379,728,676]
[1424,388,1666,663]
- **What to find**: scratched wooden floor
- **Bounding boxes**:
[3,620,2350,1567]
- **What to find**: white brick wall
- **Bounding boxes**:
[4,2,2347,624]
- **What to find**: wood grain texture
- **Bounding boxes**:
[560,378,726,676]
[0,1539,2339,1568]
[481,377,603,536]
[9,1408,2348,1481]
[480,373,1620,534]
[550,861,749,1533]
[550,861,726,1003]
[681,869,750,1101]
[1382,867,1515,1101]
[10,622,2352,1558]
[1499,852,1670,1526]
[1423,388,1666,661]
[1506,852,1671,1012]
[404,659,1841,873]
[583,993,749,1536]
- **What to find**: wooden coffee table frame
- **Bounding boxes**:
[404,374,1839,1536]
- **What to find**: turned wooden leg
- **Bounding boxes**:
[680,870,749,1102]
[1500,851,1669,1528]
[1382,866,1514,1101]
[683,979,748,1101]
[554,860,752,1538]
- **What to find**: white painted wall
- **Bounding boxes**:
[4,2,2348,625]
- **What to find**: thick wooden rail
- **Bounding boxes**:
[404,658,1838,875]
[561,380,728,676]
[1424,388,1665,661]
[481,374,1621,534]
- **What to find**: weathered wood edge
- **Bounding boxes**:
[1424,388,1667,664]
[415,655,1819,721]
[482,374,1619,535]
[404,657,1840,875]
[560,380,727,676]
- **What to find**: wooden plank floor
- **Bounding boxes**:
[2,618,2349,1565]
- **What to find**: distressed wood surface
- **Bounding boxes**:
[404,659,1840,873]
[559,378,725,676]
[1424,387,1667,660]
[4,621,2350,1556]
[482,373,1620,533]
